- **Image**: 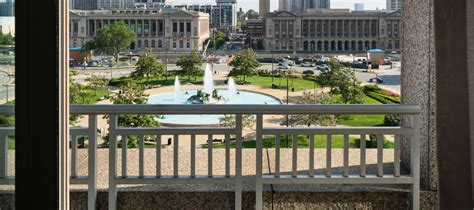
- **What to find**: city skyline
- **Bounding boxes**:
[172,0,385,12]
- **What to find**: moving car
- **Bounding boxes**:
[369,77,384,83]
[302,70,315,75]
[277,65,290,69]
[300,62,315,67]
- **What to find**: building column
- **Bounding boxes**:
[142,19,145,37]
[355,20,359,38]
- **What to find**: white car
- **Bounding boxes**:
[300,62,315,67]
[315,64,329,70]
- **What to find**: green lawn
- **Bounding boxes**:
[205,135,394,149]
[110,76,204,87]
[337,96,385,127]
[239,76,320,91]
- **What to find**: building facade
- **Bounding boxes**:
[278,0,330,13]
[0,0,14,16]
[263,10,401,52]
[386,0,402,11]
[354,3,364,11]
[69,9,210,52]
[246,19,265,49]
[259,0,270,17]
[71,0,98,10]
[184,0,237,31]
[97,0,135,9]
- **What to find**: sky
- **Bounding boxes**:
[172,0,386,13]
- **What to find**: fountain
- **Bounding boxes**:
[203,64,214,95]
[227,77,236,102]
[174,76,181,104]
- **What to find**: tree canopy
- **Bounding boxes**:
[206,31,230,50]
[83,21,136,63]
[132,50,165,81]
[290,91,337,127]
[318,60,365,104]
[176,50,203,81]
[229,48,261,82]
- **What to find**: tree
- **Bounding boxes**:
[176,50,203,81]
[318,60,365,104]
[229,48,261,82]
[0,33,13,46]
[205,31,230,50]
[132,50,165,82]
[282,68,299,88]
[290,91,337,127]
[219,114,255,129]
[83,21,136,63]
[106,83,160,147]
[86,75,109,94]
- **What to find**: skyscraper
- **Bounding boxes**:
[386,0,402,11]
[259,0,270,17]
[0,0,14,16]
[70,0,98,10]
[278,0,330,13]
[354,3,364,11]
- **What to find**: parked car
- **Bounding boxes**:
[302,70,315,75]
[315,64,329,70]
[300,62,315,67]
[277,65,290,69]
[369,77,383,83]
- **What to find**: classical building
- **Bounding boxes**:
[263,9,401,52]
[69,9,210,52]
[386,0,402,11]
[278,0,330,13]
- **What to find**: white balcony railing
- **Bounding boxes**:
[0,104,421,210]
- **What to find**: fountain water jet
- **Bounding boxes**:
[174,76,181,104]
[203,64,214,94]
[227,77,236,102]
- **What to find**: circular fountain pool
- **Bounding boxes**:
[147,89,281,125]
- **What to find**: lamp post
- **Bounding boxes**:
[270,40,274,83]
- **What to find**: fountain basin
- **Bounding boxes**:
[147,89,282,125]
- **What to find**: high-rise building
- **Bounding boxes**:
[70,0,98,10]
[0,0,14,16]
[354,3,364,11]
[259,0,270,17]
[386,0,402,11]
[278,0,330,13]
[183,0,238,31]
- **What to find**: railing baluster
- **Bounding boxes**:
[122,135,128,178]
[255,114,263,210]
[343,134,349,177]
[88,115,98,210]
[139,135,145,178]
[173,134,179,178]
[394,134,401,177]
[208,134,213,178]
[309,135,314,177]
[108,115,118,210]
[235,114,243,210]
[0,135,8,178]
[191,134,196,177]
[71,135,78,178]
[326,134,332,177]
[377,134,384,177]
[156,135,161,177]
[275,135,280,177]
[225,134,230,178]
[412,115,421,210]
[360,134,366,177]
[292,134,298,177]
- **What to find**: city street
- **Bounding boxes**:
[71,61,401,94]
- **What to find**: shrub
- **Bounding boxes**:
[384,114,401,126]
[363,85,382,93]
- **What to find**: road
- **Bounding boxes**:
[71,62,401,94]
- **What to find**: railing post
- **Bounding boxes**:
[88,115,98,210]
[255,114,263,210]
[235,114,243,210]
[411,115,421,210]
[0,135,8,178]
[108,115,118,210]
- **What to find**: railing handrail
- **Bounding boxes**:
[67,104,421,115]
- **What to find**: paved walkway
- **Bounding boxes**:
[1,148,402,192]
